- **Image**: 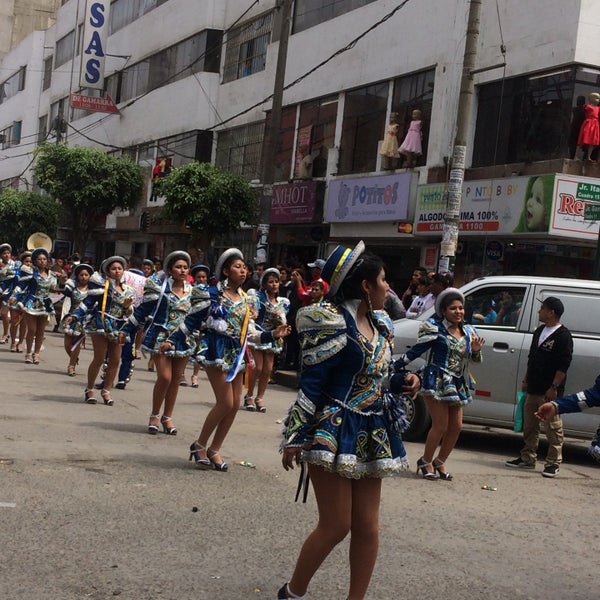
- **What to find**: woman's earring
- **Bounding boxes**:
[366,292,374,314]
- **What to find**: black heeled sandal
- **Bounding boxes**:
[255,397,266,413]
[84,388,97,404]
[243,394,256,411]
[161,415,177,435]
[433,458,453,480]
[189,442,211,470]
[416,457,439,480]
[148,413,160,435]
[207,448,228,472]
[100,389,114,406]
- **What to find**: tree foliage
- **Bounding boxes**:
[0,188,61,252]
[32,143,144,254]
[157,161,258,247]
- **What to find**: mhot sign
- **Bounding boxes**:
[79,0,111,90]
[270,181,318,224]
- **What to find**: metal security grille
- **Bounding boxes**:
[222,12,273,83]
[215,121,265,180]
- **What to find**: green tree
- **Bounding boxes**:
[0,188,61,252]
[157,161,259,249]
[32,144,144,254]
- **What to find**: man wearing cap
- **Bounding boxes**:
[506,296,573,477]
[295,258,325,307]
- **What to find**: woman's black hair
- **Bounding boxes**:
[221,254,243,280]
[331,252,384,304]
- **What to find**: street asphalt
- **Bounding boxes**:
[0,330,598,599]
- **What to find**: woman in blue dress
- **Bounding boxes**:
[163,248,290,472]
[245,267,289,412]
[119,251,194,435]
[278,242,420,600]
[64,256,135,405]
[0,242,15,344]
[396,288,485,480]
[61,263,93,376]
[10,247,64,365]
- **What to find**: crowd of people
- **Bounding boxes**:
[2,238,598,599]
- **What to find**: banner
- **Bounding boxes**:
[271,181,317,224]
[325,173,411,223]
[79,0,111,90]
[550,175,600,240]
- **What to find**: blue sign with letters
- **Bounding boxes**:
[79,0,111,90]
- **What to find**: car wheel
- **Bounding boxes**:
[402,393,431,442]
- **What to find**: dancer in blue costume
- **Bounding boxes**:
[119,251,194,436]
[163,248,290,472]
[10,247,65,365]
[64,256,135,406]
[396,288,485,480]
[278,241,420,600]
[61,263,93,376]
[0,242,16,344]
[244,267,290,413]
[2,251,31,353]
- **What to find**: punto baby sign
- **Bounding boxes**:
[79,0,111,90]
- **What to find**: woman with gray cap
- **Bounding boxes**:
[119,251,194,435]
[64,256,135,405]
[10,247,65,364]
[395,287,485,480]
[0,242,15,344]
[163,248,290,471]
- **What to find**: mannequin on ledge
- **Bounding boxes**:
[399,109,423,168]
[380,112,400,170]
[576,92,600,161]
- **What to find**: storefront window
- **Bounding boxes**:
[339,82,388,174]
[473,65,600,167]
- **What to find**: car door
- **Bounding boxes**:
[462,283,531,426]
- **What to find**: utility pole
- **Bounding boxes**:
[438,0,482,273]
[256,0,293,264]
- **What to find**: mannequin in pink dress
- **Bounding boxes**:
[380,112,400,170]
[576,93,600,160]
[399,109,423,167]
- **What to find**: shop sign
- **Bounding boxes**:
[415,175,553,235]
[79,0,111,90]
[550,175,600,240]
[325,173,411,223]
[270,181,318,224]
[485,240,504,261]
[70,93,118,113]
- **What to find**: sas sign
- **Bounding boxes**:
[79,0,111,90]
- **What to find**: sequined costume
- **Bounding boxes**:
[120,273,194,356]
[0,260,17,305]
[247,288,289,353]
[282,300,409,479]
[396,317,482,406]
[60,279,90,336]
[168,282,278,372]
[70,272,135,340]
[13,265,60,316]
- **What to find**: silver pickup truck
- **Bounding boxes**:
[394,275,600,441]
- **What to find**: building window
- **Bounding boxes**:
[222,12,273,83]
[157,130,213,167]
[263,105,298,182]
[105,29,222,103]
[38,115,48,144]
[296,95,338,177]
[339,82,389,174]
[0,121,21,149]
[43,57,53,90]
[472,65,599,166]
[215,121,265,180]
[55,30,76,68]
[109,0,171,35]
[76,22,84,56]
[390,68,435,167]
[0,66,26,104]
[293,0,378,34]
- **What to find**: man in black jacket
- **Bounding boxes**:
[505,296,573,478]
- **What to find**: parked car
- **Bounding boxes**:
[393,276,600,441]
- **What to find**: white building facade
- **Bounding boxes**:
[1,0,600,283]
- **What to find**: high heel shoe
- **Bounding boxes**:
[277,583,306,599]
[433,458,453,480]
[148,414,160,435]
[255,397,266,413]
[100,389,114,406]
[10,342,17,352]
[190,375,199,388]
[189,442,211,470]
[25,353,33,364]
[84,388,97,404]
[67,364,76,377]
[243,394,256,411]
[416,457,439,480]
[207,448,228,472]
[161,415,177,435]
[32,353,40,365]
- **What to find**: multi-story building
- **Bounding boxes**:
[1,0,600,285]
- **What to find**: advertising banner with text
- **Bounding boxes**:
[415,175,557,235]
[325,173,411,223]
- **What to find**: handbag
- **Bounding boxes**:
[513,390,527,432]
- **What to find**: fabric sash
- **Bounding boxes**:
[100,279,110,331]
[226,290,251,382]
